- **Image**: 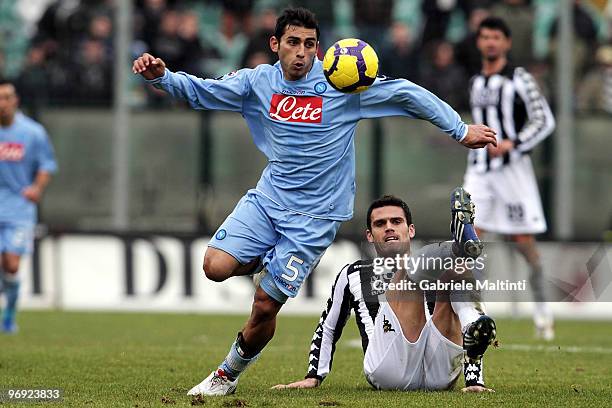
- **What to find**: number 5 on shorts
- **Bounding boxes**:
[282,255,304,282]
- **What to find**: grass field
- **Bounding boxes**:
[1,311,611,407]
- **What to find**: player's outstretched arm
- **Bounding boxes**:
[132,53,166,80]
[461,385,495,393]
[271,377,321,389]
[460,124,498,149]
[133,52,248,112]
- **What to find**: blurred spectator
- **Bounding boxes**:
[421,0,455,46]
[0,0,30,78]
[33,0,110,49]
[378,22,420,82]
[88,12,112,42]
[419,41,469,110]
[577,44,612,114]
[550,0,598,77]
[490,0,534,67]
[15,45,50,107]
[71,38,112,105]
[134,0,168,49]
[222,0,255,36]
[455,7,490,76]
[353,0,394,51]
[150,10,184,70]
[177,11,218,76]
[207,8,247,76]
[241,8,277,69]
[420,0,487,47]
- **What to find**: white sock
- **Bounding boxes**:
[533,302,553,327]
[452,301,485,332]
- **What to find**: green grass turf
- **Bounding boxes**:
[1,311,611,407]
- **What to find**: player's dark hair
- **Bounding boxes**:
[366,195,413,231]
[0,78,15,87]
[477,16,512,38]
[274,7,320,41]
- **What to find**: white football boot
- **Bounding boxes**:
[187,369,238,396]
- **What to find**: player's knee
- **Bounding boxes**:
[202,252,230,282]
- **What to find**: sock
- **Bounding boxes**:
[464,356,485,387]
[2,273,20,324]
[452,300,485,332]
[529,263,547,303]
[218,332,260,380]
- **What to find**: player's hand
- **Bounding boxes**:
[487,139,514,157]
[461,125,497,149]
[461,385,495,393]
[271,378,321,389]
[132,53,166,80]
[22,185,43,203]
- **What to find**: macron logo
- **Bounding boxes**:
[0,142,25,161]
[269,94,322,123]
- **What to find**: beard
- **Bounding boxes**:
[373,241,411,259]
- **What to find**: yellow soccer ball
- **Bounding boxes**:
[322,38,379,94]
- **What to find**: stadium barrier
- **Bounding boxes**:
[18,233,612,318]
[39,110,612,240]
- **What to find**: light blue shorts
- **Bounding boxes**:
[0,221,35,255]
[208,191,341,303]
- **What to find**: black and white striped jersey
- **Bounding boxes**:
[305,259,381,382]
[468,64,555,173]
[303,258,438,382]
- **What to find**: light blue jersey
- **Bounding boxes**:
[148,59,467,221]
[0,112,57,224]
[148,60,468,301]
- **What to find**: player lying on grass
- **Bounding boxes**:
[274,189,496,392]
[133,6,496,396]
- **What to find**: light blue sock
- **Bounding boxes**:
[2,277,20,324]
[218,340,260,380]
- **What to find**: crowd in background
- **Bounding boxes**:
[1,0,612,113]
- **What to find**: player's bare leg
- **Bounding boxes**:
[203,247,263,282]
[241,287,283,352]
[1,252,21,333]
[511,234,554,340]
[386,269,426,343]
[432,287,462,347]
[188,287,283,396]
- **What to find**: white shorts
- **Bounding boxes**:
[463,155,547,234]
[363,303,464,391]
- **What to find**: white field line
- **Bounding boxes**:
[344,339,612,354]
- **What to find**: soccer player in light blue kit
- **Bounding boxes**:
[133,7,497,396]
[0,79,57,333]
